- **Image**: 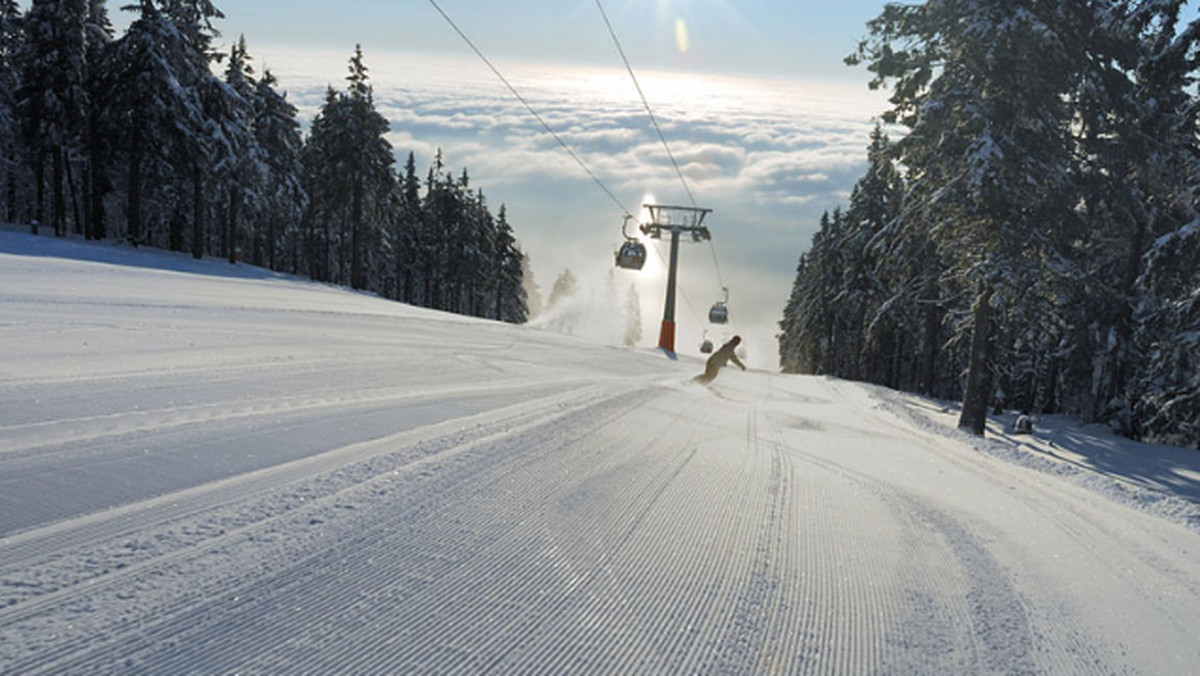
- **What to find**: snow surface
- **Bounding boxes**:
[2,228,1200,675]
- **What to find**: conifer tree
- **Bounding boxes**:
[849,0,1088,435]
[18,0,88,236]
[394,152,422,303]
[253,69,306,272]
[101,0,205,247]
[0,0,23,224]
[81,0,112,240]
[217,35,262,263]
[493,204,526,324]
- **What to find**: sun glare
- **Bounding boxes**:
[674,19,690,54]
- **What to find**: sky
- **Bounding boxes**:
[108,0,897,367]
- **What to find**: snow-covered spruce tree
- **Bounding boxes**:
[157,0,222,65]
[302,47,393,289]
[81,0,112,240]
[464,185,497,318]
[420,149,454,308]
[216,35,264,264]
[152,0,225,258]
[786,209,845,376]
[394,151,423,304]
[778,251,809,374]
[99,0,206,248]
[1135,220,1200,448]
[343,46,393,291]
[493,204,527,324]
[0,0,23,224]
[300,86,342,282]
[300,46,394,289]
[1066,2,1200,433]
[850,0,1089,436]
[252,69,306,273]
[836,125,907,386]
[17,0,88,237]
[444,169,482,315]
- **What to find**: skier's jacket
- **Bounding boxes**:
[700,336,746,381]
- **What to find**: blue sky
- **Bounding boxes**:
[101,0,897,365]
[219,0,888,81]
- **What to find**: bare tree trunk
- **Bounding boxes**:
[127,126,141,247]
[32,148,44,234]
[65,153,82,236]
[227,183,239,264]
[920,273,941,396]
[958,283,995,436]
[4,145,16,224]
[351,179,364,289]
[52,146,64,237]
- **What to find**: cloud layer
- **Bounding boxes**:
[256,47,888,367]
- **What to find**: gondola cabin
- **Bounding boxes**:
[700,339,714,354]
[708,302,729,324]
[615,241,647,270]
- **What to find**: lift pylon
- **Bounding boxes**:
[639,204,712,355]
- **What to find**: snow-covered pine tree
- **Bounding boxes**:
[492,204,525,324]
[157,0,222,66]
[420,149,452,308]
[301,48,394,290]
[1066,2,1200,431]
[344,45,393,290]
[464,185,496,318]
[99,0,206,248]
[850,0,1088,435]
[81,0,112,240]
[834,125,906,385]
[0,0,23,224]
[252,69,306,272]
[394,151,423,304]
[301,86,343,282]
[17,0,88,237]
[788,209,845,376]
[1135,220,1200,447]
[778,251,809,374]
[217,35,264,264]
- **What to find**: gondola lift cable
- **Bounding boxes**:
[427,0,635,221]
[429,0,734,343]
[594,0,697,209]
[596,0,738,333]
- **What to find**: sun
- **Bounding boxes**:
[674,18,690,54]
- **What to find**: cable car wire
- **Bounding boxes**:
[594,0,697,209]
[430,0,737,344]
[596,1,735,328]
[428,0,635,220]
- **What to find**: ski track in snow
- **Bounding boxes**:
[3,230,1200,675]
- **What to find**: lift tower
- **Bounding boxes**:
[640,204,712,355]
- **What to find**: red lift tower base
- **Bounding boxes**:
[657,320,676,354]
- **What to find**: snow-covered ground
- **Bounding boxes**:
[3,228,1199,675]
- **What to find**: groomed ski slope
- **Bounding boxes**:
[2,229,1199,675]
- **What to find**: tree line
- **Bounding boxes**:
[779,0,1199,449]
[0,0,528,324]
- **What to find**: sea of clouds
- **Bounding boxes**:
[247,46,889,367]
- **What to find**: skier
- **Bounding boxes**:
[694,335,746,384]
